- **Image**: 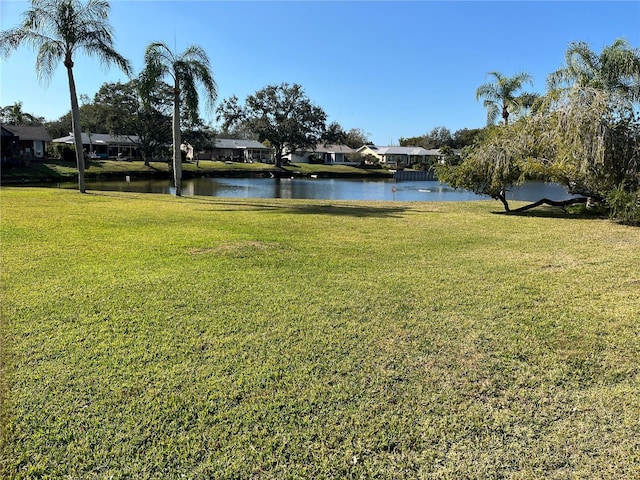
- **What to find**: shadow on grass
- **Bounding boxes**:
[492,206,609,220]
[1,160,75,183]
[280,203,410,218]
[181,197,411,218]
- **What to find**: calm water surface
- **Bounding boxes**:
[55,177,579,202]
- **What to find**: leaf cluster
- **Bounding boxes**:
[0,0,132,84]
[217,83,327,164]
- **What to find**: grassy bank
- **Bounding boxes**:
[1,188,639,478]
[0,159,392,183]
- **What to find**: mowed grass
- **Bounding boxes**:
[1,187,639,478]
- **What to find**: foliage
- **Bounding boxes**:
[217,83,327,168]
[451,127,486,149]
[539,88,640,200]
[435,123,535,210]
[140,41,217,195]
[607,185,640,225]
[0,0,132,193]
[476,71,536,126]
[321,121,347,145]
[399,126,453,149]
[2,188,639,478]
[0,102,43,125]
[446,40,640,214]
[344,128,371,149]
[547,38,640,104]
[181,117,217,164]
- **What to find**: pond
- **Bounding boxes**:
[52,177,580,203]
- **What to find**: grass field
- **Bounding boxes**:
[1,187,639,478]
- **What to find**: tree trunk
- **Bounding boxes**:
[66,63,86,193]
[495,189,511,211]
[508,197,588,213]
[172,87,182,197]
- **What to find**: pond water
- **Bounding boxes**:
[53,177,579,203]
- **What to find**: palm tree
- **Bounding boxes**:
[476,71,534,126]
[0,0,131,193]
[547,39,640,103]
[0,102,42,125]
[140,42,217,196]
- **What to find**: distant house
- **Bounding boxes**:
[1,124,51,164]
[52,132,140,159]
[284,144,356,165]
[184,138,272,163]
[356,145,435,167]
[356,144,461,167]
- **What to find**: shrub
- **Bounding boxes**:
[607,185,640,225]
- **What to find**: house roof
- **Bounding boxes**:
[52,132,139,145]
[307,143,354,154]
[358,145,431,156]
[1,124,51,141]
[214,138,269,150]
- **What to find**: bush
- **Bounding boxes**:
[607,185,640,225]
[58,146,75,162]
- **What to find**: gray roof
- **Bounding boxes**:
[358,145,456,156]
[2,124,51,141]
[364,145,431,156]
[214,138,269,150]
[53,132,139,145]
[307,143,354,154]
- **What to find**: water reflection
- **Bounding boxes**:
[55,177,579,202]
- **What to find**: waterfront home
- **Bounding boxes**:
[1,124,51,165]
[284,144,356,165]
[184,138,272,163]
[52,132,140,159]
[356,145,434,167]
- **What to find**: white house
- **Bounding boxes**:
[355,145,460,167]
[284,144,356,165]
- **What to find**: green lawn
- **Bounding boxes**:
[1,188,639,478]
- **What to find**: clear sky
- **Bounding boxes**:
[1,0,639,145]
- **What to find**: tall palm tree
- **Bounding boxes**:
[0,0,132,193]
[547,39,640,104]
[476,71,534,126]
[140,42,217,196]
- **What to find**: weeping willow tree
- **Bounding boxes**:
[436,119,560,212]
[542,88,639,201]
[442,38,640,217]
[438,87,639,215]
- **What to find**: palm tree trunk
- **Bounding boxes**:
[66,65,86,193]
[172,89,182,197]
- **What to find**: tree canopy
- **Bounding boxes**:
[547,38,640,104]
[476,71,536,126]
[0,102,43,125]
[217,83,327,168]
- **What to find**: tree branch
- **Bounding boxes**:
[506,197,588,213]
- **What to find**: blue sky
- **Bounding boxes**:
[1,1,639,145]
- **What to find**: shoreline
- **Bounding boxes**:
[1,159,395,185]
